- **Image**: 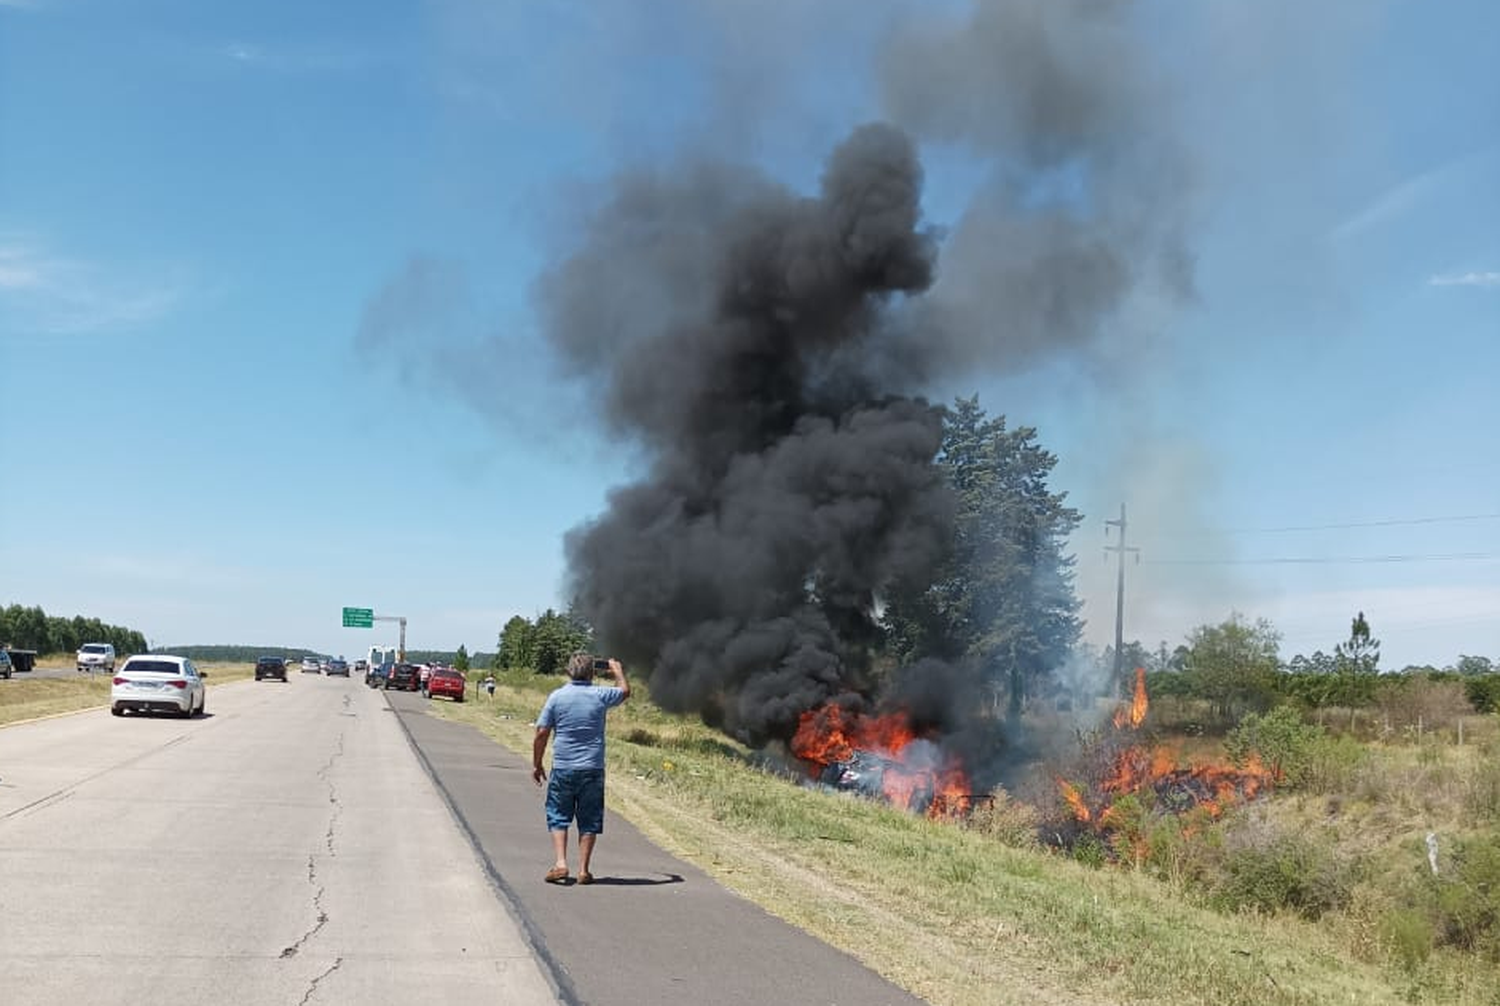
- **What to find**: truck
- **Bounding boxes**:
[1,645,38,675]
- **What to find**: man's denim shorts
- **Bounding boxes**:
[545,768,606,834]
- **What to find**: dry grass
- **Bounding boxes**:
[428,671,1469,1006]
[0,659,256,725]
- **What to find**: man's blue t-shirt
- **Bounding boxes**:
[537,680,628,771]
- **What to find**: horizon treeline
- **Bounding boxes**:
[0,603,147,656]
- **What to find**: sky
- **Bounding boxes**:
[1,0,1497,671]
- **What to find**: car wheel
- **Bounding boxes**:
[111,704,123,716]
[197,695,206,716]
[456,693,464,703]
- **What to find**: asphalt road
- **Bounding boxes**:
[0,674,559,1005]
[0,675,926,1006]
[387,690,926,1006]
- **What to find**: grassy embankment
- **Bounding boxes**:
[429,670,1500,1006]
[0,657,256,726]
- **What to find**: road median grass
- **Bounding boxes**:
[0,659,256,726]
[430,671,1465,1006]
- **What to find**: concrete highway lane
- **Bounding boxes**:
[0,675,559,1006]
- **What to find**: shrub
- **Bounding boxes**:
[1072,832,1108,869]
[1300,732,1368,795]
[1431,833,1500,959]
[1381,907,1434,970]
[1463,675,1500,714]
[1225,705,1323,787]
[964,786,1040,850]
[1208,812,1354,919]
[1464,748,1500,824]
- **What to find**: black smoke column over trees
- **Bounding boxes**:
[546,125,957,745]
[534,1,1194,757]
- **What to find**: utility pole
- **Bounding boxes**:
[1105,503,1139,699]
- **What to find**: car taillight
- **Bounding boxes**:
[167,679,188,689]
[112,676,127,685]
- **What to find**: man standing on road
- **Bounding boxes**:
[532,653,629,885]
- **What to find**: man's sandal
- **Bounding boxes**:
[544,866,569,884]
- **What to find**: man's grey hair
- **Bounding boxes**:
[566,652,594,681]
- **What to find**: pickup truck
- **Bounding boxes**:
[77,642,116,674]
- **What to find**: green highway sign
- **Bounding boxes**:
[342,607,374,629]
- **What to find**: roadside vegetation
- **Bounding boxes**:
[436,668,1500,1006]
[0,658,256,726]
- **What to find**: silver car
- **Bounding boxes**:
[110,655,207,718]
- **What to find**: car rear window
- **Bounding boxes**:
[82,644,110,654]
[434,669,462,679]
[123,660,183,674]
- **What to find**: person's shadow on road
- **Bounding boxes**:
[585,873,685,887]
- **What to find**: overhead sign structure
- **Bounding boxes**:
[342,607,374,629]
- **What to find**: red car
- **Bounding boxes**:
[426,667,467,702]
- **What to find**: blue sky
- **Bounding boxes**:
[1,0,1496,670]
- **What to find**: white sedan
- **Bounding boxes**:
[110,655,207,718]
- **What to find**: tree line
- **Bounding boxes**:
[1098,610,1500,721]
[0,603,147,657]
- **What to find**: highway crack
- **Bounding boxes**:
[278,855,330,959]
[298,956,344,1006]
[282,728,345,959]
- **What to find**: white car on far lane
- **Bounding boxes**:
[110,655,207,718]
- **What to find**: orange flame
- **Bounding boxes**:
[791,703,973,819]
[1058,779,1091,822]
[1112,667,1149,730]
[1059,672,1277,840]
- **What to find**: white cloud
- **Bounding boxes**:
[1429,271,1500,288]
[224,42,263,64]
[0,239,188,334]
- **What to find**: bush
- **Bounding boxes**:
[964,786,1040,849]
[1465,748,1500,824]
[1463,675,1500,714]
[1300,732,1368,795]
[1225,705,1323,787]
[1208,812,1354,919]
[1381,907,1434,970]
[1431,833,1500,959]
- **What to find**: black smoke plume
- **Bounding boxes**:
[549,125,953,744]
[534,0,1191,751]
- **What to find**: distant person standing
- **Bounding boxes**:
[532,653,629,885]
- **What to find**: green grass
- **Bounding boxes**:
[433,671,1500,1005]
[0,658,256,725]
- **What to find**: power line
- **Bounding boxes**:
[1145,552,1497,566]
[1227,513,1500,534]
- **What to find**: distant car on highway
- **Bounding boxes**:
[77,642,116,674]
[255,656,288,682]
[300,657,322,674]
[353,659,369,676]
[366,662,391,688]
[111,655,206,718]
[325,658,350,677]
[426,667,466,703]
[0,648,12,680]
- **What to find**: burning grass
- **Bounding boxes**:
[431,668,1500,1005]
